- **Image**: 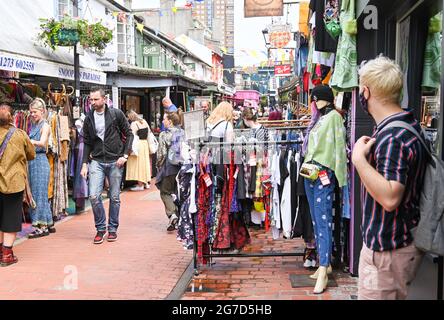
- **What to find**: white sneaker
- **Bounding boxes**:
[130,185,144,191]
[303,259,312,268]
[144,183,150,189]
[167,214,178,231]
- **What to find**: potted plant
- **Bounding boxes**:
[38,15,113,55]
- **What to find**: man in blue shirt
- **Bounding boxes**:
[162,97,177,113]
[160,97,177,132]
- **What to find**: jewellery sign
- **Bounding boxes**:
[244,0,283,18]
[274,64,291,77]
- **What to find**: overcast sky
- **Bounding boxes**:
[132,0,300,66]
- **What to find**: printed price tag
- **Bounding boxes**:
[203,173,212,187]
[319,170,331,186]
[249,154,257,166]
[233,168,239,179]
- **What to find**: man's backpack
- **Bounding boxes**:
[380,121,444,255]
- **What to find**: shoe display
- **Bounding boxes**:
[93,231,107,244]
[1,247,18,267]
[107,232,118,242]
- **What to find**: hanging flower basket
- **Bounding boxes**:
[38,15,113,55]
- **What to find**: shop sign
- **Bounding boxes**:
[143,44,160,56]
[274,64,291,77]
[269,31,291,49]
[0,51,106,85]
[244,0,284,18]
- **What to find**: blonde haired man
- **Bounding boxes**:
[352,56,427,300]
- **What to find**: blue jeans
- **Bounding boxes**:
[88,160,123,233]
[304,168,335,267]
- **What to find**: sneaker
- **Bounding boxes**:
[107,232,118,242]
[93,231,107,244]
[303,259,313,268]
[130,185,144,191]
[144,183,151,189]
[28,228,49,239]
[167,214,178,231]
[48,226,56,234]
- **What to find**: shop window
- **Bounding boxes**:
[117,14,135,65]
[420,11,442,152]
[57,0,74,20]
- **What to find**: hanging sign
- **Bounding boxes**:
[143,44,160,56]
[269,31,291,49]
[274,64,291,76]
[244,0,284,18]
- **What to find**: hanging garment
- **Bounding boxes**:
[197,164,211,264]
[280,150,293,239]
[176,164,195,250]
[309,0,338,52]
[422,13,442,90]
[72,131,88,208]
[330,0,359,91]
[271,150,281,238]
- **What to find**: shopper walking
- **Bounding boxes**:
[126,110,151,191]
[242,106,267,141]
[80,88,133,244]
[27,98,54,238]
[352,56,427,300]
[156,112,184,232]
[0,103,35,266]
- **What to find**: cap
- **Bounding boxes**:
[311,85,334,103]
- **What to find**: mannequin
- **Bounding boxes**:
[302,85,347,294]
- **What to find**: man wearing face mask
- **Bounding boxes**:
[302,85,348,294]
[352,56,427,300]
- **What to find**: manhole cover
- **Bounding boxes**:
[289,274,338,288]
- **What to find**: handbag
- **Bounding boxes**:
[148,128,158,154]
[131,134,140,156]
[299,163,320,180]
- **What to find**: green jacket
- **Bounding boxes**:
[304,110,348,187]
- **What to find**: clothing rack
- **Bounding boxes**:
[193,139,305,275]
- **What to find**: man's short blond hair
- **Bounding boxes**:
[359,56,403,104]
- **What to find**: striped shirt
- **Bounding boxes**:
[361,111,427,252]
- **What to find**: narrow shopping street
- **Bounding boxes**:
[0,186,358,300]
[0,188,192,300]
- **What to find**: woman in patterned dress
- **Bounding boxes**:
[27,98,54,238]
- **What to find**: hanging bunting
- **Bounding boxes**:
[136,22,144,34]
[172,7,178,13]
[117,12,127,24]
[112,11,119,17]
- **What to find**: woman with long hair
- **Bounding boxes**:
[27,98,53,238]
[126,110,152,191]
[206,101,234,143]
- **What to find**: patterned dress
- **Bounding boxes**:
[28,120,53,228]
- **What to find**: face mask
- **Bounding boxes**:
[359,91,370,116]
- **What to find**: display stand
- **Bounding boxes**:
[192,136,307,275]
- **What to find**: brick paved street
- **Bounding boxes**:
[0,187,358,300]
[0,188,192,300]
[182,230,358,300]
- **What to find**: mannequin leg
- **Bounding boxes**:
[311,169,335,293]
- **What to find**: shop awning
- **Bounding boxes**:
[0,0,106,84]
